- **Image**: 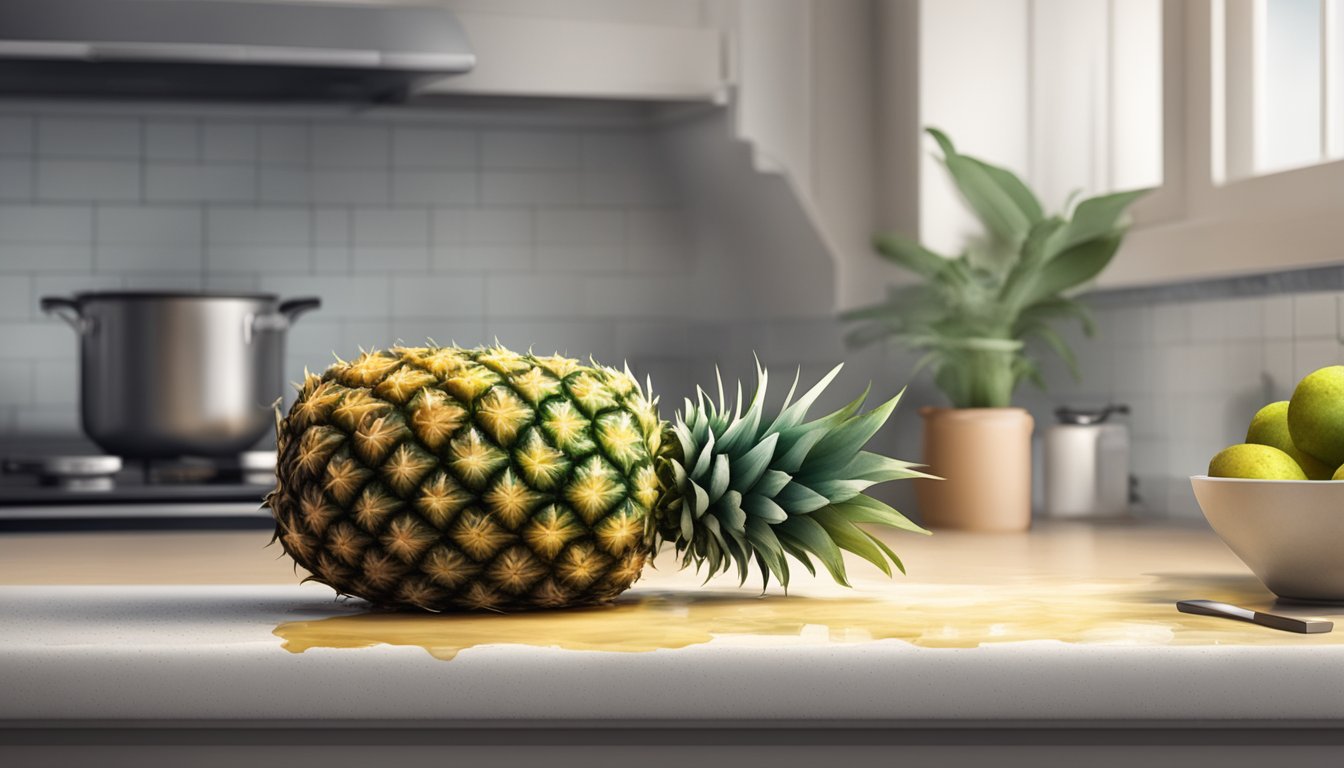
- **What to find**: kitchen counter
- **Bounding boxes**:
[4,520,1344,763]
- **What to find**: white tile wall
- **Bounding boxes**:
[0,108,698,440]
[15,107,1282,527]
[1012,292,1344,520]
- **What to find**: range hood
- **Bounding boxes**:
[0,0,475,102]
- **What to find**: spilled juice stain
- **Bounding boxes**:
[274,575,1344,661]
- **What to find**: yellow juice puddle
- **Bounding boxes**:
[274,575,1344,661]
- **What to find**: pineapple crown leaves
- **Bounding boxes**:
[653,360,931,591]
[841,126,1151,408]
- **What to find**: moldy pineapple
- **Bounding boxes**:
[269,344,929,611]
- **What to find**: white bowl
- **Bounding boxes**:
[1191,475,1344,602]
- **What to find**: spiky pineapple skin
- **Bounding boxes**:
[269,346,667,611]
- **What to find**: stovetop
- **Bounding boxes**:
[0,449,276,522]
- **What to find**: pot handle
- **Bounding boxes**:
[279,297,321,322]
[39,296,94,335]
[243,297,322,344]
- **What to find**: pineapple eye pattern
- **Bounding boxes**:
[269,345,661,611]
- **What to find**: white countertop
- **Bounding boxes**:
[4,521,1344,726]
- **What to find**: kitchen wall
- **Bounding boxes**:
[3,104,1329,524]
[0,105,711,438]
[1018,274,1344,521]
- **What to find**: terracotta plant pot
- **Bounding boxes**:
[915,407,1035,532]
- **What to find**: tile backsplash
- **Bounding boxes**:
[1,106,1336,523]
[1016,285,1344,520]
[0,107,700,436]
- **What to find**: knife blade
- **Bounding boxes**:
[1176,599,1333,634]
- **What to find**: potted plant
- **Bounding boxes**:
[844,128,1149,531]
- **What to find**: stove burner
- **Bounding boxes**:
[2,455,123,491]
[2,451,276,491]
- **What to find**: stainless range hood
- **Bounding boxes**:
[0,0,475,102]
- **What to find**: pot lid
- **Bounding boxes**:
[1055,404,1130,425]
[72,291,279,302]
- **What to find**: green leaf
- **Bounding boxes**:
[772,424,829,474]
[964,156,1044,223]
[687,477,710,519]
[831,493,931,536]
[753,469,792,498]
[1062,188,1150,250]
[811,506,893,577]
[1013,296,1095,338]
[691,428,715,478]
[776,535,816,577]
[1014,357,1047,391]
[1020,234,1122,308]
[841,451,937,483]
[728,431,778,493]
[671,418,696,466]
[999,217,1067,310]
[926,128,1035,244]
[742,492,788,524]
[763,364,843,435]
[716,489,747,532]
[745,517,789,586]
[807,478,873,504]
[926,125,957,157]
[1022,322,1080,381]
[873,233,952,280]
[776,516,850,587]
[717,367,766,456]
[862,530,906,575]
[774,383,869,464]
[774,481,830,515]
[707,453,730,503]
[800,391,902,478]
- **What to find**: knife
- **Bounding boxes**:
[1176,599,1333,634]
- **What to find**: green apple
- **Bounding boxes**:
[1208,444,1308,480]
[1246,401,1334,479]
[1288,366,1344,468]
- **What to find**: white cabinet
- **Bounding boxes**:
[420,1,727,102]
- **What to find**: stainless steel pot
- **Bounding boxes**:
[41,292,320,458]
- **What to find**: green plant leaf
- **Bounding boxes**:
[841,451,937,482]
[728,431,778,493]
[811,506,893,576]
[1013,296,1096,338]
[963,156,1044,223]
[873,233,952,280]
[706,453,730,503]
[926,125,957,157]
[754,469,792,498]
[833,493,931,535]
[775,481,830,515]
[926,127,1037,244]
[862,530,906,574]
[1062,188,1151,250]
[843,128,1140,410]
[776,516,850,586]
[742,492,788,524]
[716,489,747,531]
[1021,321,1080,381]
[1020,234,1123,307]
[763,364,843,435]
[745,517,789,586]
[776,535,816,577]
[801,392,902,477]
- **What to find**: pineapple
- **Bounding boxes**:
[268,345,930,611]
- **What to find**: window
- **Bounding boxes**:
[1213,0,1344,183]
